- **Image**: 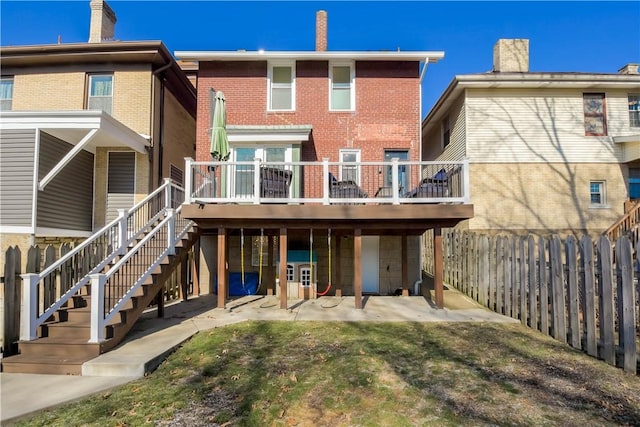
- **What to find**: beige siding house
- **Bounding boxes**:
[0,0,196,262]
[422,39,640,236]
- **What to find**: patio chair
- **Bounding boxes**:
[329,173,368,202]
[260,167,292,198]
[405,168,449,199]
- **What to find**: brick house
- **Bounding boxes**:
[177,11,473,308]
[0,0,196,264]
[422,39,640,237]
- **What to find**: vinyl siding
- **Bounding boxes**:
[0,129,36,227]
[466,88,624,163]
[37,132,94,231]
[422,93,466,162]
[106,151,135,222]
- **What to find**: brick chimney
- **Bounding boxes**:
[316,10,327,51]
[89,0,117,43]
[493,39,529,72]
[619,64,639,75]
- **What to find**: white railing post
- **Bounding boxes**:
[391,158,400,205]
[184,157,193,204]
[163,177,173,209]
[89,273,106,343]
[166,208,176,255]
[322,158,330,205]
[253,159,261,204]
[117,209,127,255]
[462,159,471,204]
[20,273,40,341]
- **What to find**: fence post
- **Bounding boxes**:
[580,235,598,357]
[20,273,40,341]
[565,235,580,348]
[167,208,176,256]
[597,235,615,365]
[323,158,330,205]
[519,237,527,326]
[615,236,637,373]
[550,236,566,343]
[184,157,193,203]
[527,236,537,329]
[89,273,106,343]
[539,236,549,336]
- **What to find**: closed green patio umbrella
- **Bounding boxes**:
[210,90,230,161]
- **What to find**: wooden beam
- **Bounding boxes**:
[434,227,444,308]
[354,229,362,309]
[401,234,409,296]
[267,234,275,296]
[217,227,227,309]
[279,228,288,309]
[335,234,342,297]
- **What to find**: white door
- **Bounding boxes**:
[361,236,379,293]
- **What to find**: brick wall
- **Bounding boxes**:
[195,60,420,162]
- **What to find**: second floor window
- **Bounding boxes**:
[330,63,354,111]
[629,94,640,128]
[268,63,295,111]
[583,93,606,136]
[88,74,113,115]
[0,77,14,111]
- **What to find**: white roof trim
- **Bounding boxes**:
[613,134,640,144]
[175,50,445,63]
[0,110,149,153]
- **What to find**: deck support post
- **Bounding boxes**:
[217,227,228,309]
[434,227,444,308]
[279,228,288,309]
[402,234,409,296]
[354,229,363,309]
[335,234,342,297]
[267,233,275,296]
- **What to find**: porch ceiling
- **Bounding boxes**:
[182,203,474,235]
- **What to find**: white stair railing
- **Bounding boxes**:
[20,179,182,341]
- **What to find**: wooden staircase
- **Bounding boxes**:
[603,200,640,243]
[1,227,198,375]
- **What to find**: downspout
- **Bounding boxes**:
[152,62,172,187]
[418,58,430,285]
[30,129,41,246]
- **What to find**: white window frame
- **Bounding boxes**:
[329,61,355,111]
[589,180,606,207]
[0,76,14,111]
[629,94,640,128]
[300,266,312,287]
[339,148,361,184]
[267,61,295,112]
[286,264,295,282]
[229,144,293,198]
[87,73,114,115]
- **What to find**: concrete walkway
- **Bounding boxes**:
[1,289,515,424]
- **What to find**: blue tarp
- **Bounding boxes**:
[215,272,259,296]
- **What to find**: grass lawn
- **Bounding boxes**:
[15,321,640,426]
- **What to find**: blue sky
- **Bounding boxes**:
[1,1,639,116]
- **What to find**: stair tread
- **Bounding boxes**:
[20,337,99,345]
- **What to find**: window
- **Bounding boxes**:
[300,267,312,287]
[629,94,640,128]
[232,146,290,198]
[583,93,607,136]
[268,63,295,111]
[384,150,408,192]
[286,265,295,282]
[330,63,354,111]
[590,181,605,206]
[87,74,113,114]
[442,116,451,148]
[339,149,361,184]
[0,77,13,111]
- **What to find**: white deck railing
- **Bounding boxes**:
[184,158,470,206]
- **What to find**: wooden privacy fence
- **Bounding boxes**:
[1,243,194,357]
[426,230,639,375]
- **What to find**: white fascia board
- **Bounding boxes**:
[34,227,93,238]
[613,134,640,143]
[227,126,312,143]
[99,113,149,153]
[456,73,640,89]
[175,50,445,63]
[0,226,35,234]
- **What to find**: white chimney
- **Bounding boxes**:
[619,64,639,75]
[493,39,529,72]
[89,0,117,43]
[316,10,327,52]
